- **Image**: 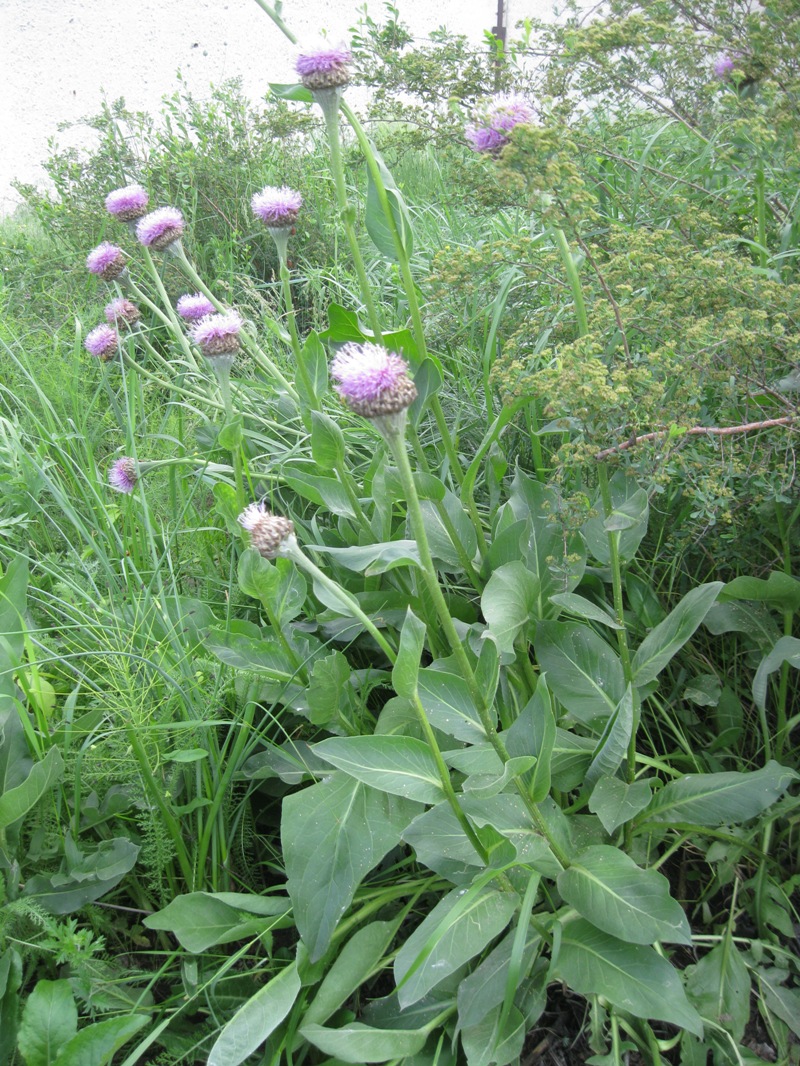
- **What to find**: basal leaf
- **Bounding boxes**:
[207,963,300,1066]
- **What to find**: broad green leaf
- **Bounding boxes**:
[753,636,800,711]
[143,893,291,953]
[639,760,797,827]
[703,600,779,649]
[311,540,421,575]
[584,686,634,793]
[0,948,22,1065]
[461,756,537,798]
[306,651,354,726]
[207,963,300,1066]
[534,622,625,725]
[460,1004,525,1066]
[394,884,518,1008]
[481,561,540,660]
[418,668,488,742]
[17,979,77,1066]
[402,802,484,879]
[269,81,313,102]
[631,583,723,685]
[759,972,800,1037]
[720,571,800,612]
[419,492,478,571]
[365,142,414,261]
[582,476,649,564]
[0,556,28,685]
[23,836,140,914]
[557,845,691,944]
[301,1022,427,1063]
[205,630,296,679]
[283,773,418,960]
[554,919,703,1036]
[311,411,346,472]
[54,1016,149,1066]
[457,927,541,1031]
[393,609,427,699]
[313,736,445,804]
[461,794,566,874]
[505,678,555,802]
[589,776,653,835]
[685,942,749,1041]
[550,592,623,630]
[0,747,63,829]
[297,331,328,405]
[237,550,306,625]
[284,470,355,518]
[217,417,242,450]
[301,920,399,1030]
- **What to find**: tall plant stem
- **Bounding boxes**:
[139,248,203,372]
[172,245,300,403]
[552,227,589,338]
[388,425,570,868]
[279,258,315,425]
[320,98,384,341]
[282,542,397,663]
[597,463,638,784]
[217,368,246,510]
[342,101,466,488]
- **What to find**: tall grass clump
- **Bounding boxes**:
[1,1,799,1064]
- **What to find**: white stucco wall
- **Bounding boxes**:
[0,0,558,215]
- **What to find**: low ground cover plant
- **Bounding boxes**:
[1,1,799,1063]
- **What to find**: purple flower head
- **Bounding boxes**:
[251,186,303,229]
[713,53,736,78]
[177,293,216,322]
[466,92,535,153]
[105,183,149,221]
[109,456,138,494]
[86,242,126,282]
[238,501,295,559]
[295,43,352,90]
[189,311,243,358]
[84,323,119,361]
[136,206,185,250]
[330,342,418,418]
[104,297,141,328]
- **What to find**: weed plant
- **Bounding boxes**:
[1,1,799,1064]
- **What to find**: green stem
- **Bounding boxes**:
[552,227,589,338]
[755,168,768,271]
[597,463,638,785]
[217,368,246,510]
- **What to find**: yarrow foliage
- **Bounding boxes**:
[465,93,535,153]
[84,324,119,361]
[105,184,149,221]
[177,293,216,322]
[295,44,352,90]
[238,502,295,559]
[251,186,303,228]
[330,342,418,417]
[108,457,138,494]
[86,242,126,282]
[136,207,185,250]
[189,311,243,358]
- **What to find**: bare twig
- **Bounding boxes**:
[594,415,796,461]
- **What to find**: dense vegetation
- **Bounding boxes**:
[1,1,798,1063]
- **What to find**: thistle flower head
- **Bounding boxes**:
[84,323,119,361]
[86,242,126,281]
[251,185,303,229]
[176,293,216,321]
[104,297,141,328]
[189,311,243,358]
[713,53,736,78]
[105,183,149,221]
[295,43,352,90]
[330,342,417,418]
[238,502,295,559]
[136,206,185,250]
[108,456,138,494]
[466,93,535,153]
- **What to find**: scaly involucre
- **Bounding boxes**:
[238,502,295,559]
[109,457,138,494]
[136,207,185,250]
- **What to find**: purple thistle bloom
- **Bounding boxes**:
[105,184,149,221]
[136,206,185,250]
[466,92,535,153]
[189,311,243,358]
[104,297,141,328]
[251,186,303,228]
[177,293,216,321]
[238,502,295,559]
[84,323,119,361]
[331,342,418,418]
[295,43,352,90]
[108,456,138,494]
[86,242,126,282]
[713,53,736,78]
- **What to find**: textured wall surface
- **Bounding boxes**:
[0,0,555,213]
